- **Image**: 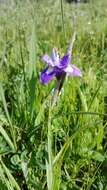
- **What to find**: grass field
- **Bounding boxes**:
[0,0,107,189]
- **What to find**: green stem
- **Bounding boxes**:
[0,83,16,151]
[47,90,59,190]
[60,0,65,40]
[47,97,53,190]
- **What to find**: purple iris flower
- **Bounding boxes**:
[40,48,82,84]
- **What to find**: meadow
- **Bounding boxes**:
[0,0,107,189]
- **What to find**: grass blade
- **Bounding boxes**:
[0,83,16,151]
[0,158,21,190]
[0,125,15,151]
[28,20,37,79]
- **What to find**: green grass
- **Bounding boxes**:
[0,0,107,189]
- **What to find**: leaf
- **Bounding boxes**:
[92,151,105,162]
[78,88,88,112]
[0,125,15,151]
[21,161,28,180]
[28,20,37,79]
[0,83,16,151]
[34,97,48,126]
[53,138,71,167]
[46,159,53,190]
[0,159,21,190]
[50,138,71,190]
[11,155,20,166]
[28,73,36,119]
[0,83,12,128]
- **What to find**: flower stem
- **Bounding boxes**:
[60,0,66,40]
[47,89,59,190]
[46,96,53,190]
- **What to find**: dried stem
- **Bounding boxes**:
[67,31,77,54]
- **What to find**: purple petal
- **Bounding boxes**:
[71,65,82,77]
[60,53,71,68]
[54,66,64,74]
[40,66,56,84]
[64,65,73,74]
[51,48,56,62]
[52,48,60,66]
[42,54,54,66]
[64,64,82,77]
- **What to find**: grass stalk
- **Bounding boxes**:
[0,83,16,151]
[47,89,61,190]
[60,0,65,40]
[47,97,53,190]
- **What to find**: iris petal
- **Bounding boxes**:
[40,48,82,85]
[60,53,71,68]
[42,54,54,66]
[40,67,56,84]
[64,64,82,77]
[51,48,56,63]
[64,65,73,74]
[71,65,82,77]
[52,48,60,66]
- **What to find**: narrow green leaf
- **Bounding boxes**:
[0,159,21,190]
[34,97,48,126]
[0,83,16,151]
[0,125,15,151]
[28,20,37,79]
[21,161,28,180]
[78,88,88,112]
[0,83,12,128]
[46,159,53,190]
[53,138,71,167]
[29,73,36,119]
[51,138,71,190]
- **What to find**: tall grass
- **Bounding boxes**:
[0,0,107,189]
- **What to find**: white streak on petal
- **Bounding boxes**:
[52,48,60,66]
[64,65,73,74]
[52,48,56,63]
